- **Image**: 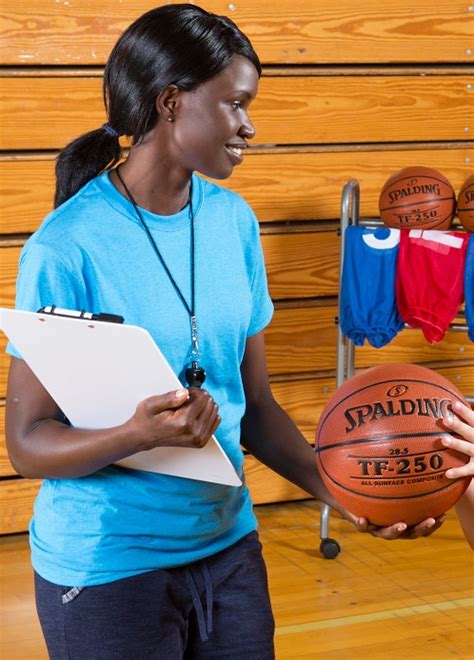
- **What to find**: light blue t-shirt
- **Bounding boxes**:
[8,172,274,587]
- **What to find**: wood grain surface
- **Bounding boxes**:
[1,1,473,65]
[0,148,472,233]
[1,75,472,150]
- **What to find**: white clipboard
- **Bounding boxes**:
[0,308,241,487]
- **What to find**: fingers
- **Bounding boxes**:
[188,387,215,418]
[145,388,190,414]
[442,401,474,443]
[443,454,474,479]
[174,388,220,447]
[451,400,474,426]
[441,402,474,479]
[194,391,221,441]
[365,515,446,540]
[403,515,446,539]
[366,521,408,540]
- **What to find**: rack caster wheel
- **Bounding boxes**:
[320,538,341,559]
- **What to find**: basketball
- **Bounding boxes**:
[456,174,474,231]
[378,167,455,230]
[315,364,471,526]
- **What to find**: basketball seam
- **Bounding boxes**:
[380,173,453,195]
[316,430,455,453]
[379,196,455,213]
[317,377,466,440]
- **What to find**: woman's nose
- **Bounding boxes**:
[239,116,256,140]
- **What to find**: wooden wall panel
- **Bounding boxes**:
[1,75,472,150]
[0,248,18,309]
[262,232,339,299]
[0,339,9,401]
[1,148,472,233]
[265,306,474,376]
[1,303,472,397]
[0,478,39,534]
[1,358,472,520]
[1,1,472,65]
[0,464,306,533]
[0,406,10,477]
[0,231,342,304]
[2,364,472,477]
[244,456,308,505]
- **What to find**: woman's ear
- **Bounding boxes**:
[155,85,181,122]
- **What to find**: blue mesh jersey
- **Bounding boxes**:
[466,234,474,342]
[7,172,274,587]
[340,226,404,348]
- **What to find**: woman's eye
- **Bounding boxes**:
[230,101,242,110]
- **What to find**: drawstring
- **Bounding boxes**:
[185,562,214,642]
[202,562,213,635]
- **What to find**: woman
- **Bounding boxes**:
[443,401,474,548]
[5,5,442,658]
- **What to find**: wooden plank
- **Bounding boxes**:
[265,306,474,376]
[1,1,473,65]
[0,407,13,477]
[1,148,473,233]
[1,300,473,395]
[244,455,308,505]
[0,159,56,234]
[0,465,305,533]
[1,362,472,478]
[0,248,17,310]
[1,76,472,150]
[0,478,40,535]
[0,458,305,522]
[0,232,340,307]
[263,232,339,299]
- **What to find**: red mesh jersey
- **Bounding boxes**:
[396,229,469,343]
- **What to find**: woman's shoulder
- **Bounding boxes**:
[198,176,257,226]
[31,174,117,242]
[199,176,251,209]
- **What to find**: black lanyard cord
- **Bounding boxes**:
[114,166,205,387]
[115,166,195,318]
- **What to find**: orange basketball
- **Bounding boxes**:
[315,364,470,526]
[456,174,474,231]
[379,167,455,230]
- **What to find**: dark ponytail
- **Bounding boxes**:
[54,127,121,208]
[54,3,261,208]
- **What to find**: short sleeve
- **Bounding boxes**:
[7,242,84,358]
[244,208,274,337]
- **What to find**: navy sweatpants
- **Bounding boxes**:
[34,531,275,659]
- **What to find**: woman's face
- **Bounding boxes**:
[170,55,259,180]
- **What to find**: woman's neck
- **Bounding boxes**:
[111,139,192,216]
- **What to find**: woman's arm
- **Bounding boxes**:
[441,401,474,548]
[240,331,444,540]
[6,357,220,479]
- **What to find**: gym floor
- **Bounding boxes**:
[1,500,473,659]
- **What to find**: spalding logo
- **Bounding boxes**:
[387,178,442,204]
[343,397,452,433]
[387,384,408,397]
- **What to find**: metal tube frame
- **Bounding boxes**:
[319,179,473,549]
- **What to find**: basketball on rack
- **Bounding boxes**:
[456,174,474,231]
[315,363,470,526]
[378,166,455,230]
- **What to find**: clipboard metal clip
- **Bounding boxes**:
[37,306,124,324]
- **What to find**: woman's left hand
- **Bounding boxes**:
[440,400,474,480]
[338,509,446,540]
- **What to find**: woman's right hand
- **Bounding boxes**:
[125,387,221,451]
